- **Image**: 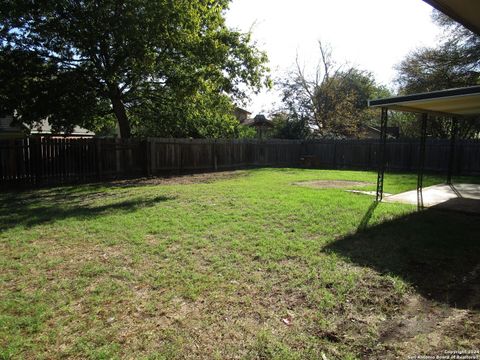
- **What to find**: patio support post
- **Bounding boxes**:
[447,117,458,184]
[376,107,388,202]
[417,113,428,210]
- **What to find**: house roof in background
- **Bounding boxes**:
[368,86,480,117]
[423,0,480,35]
[29,119,94,136]
[0,117,95,137]
[234,107,252,115]
[0,116,21,133]
[365,125,400,138]
[243,114,274,127]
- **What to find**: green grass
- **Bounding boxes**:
[1,168,479,359]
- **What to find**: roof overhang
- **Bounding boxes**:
[368,86,480,118]
[423,0,480,36]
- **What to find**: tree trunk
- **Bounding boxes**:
[109,86,131,138]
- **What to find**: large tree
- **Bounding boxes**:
[396,10,479,93]
[278,42,388,138]
[0,0,270,138]
[269,111,311,140]
[394,10,480,138]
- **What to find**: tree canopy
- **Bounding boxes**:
[277,42,388,139]
[396,10,479,94]
[269,112,312,140]
[0,0,270,138]
[394,10,480,138]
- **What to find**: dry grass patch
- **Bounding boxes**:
[104,170,249,187]
[1,168,479,359]
[293,180,373,189]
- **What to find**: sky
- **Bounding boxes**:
[225,0,444,114]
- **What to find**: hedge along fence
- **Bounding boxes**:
[1,137,479,187]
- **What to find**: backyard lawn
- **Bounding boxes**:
[1,168,479,359]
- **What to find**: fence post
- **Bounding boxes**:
[457,140,464,175]
[8,139,17,184]
[177,139,183,174]
[332,141,337,169]
[145,138,152,176]
[33,137,42,185]
[212,140,217,171]
[367,142,372,169]
[95,138,102,180]
[114,138,125,177]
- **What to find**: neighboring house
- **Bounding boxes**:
[0,117,94,138]
[0,116,24,139]
[243,114,274,139]
[233,107,252,123]
[361,125,400,139]
[234,107,274,139]
[29,119,94,137]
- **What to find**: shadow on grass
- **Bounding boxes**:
[325,202,480,310]
[0,188,174,231]
[356,201,379,232]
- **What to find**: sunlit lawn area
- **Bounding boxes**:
[1,168,479,359]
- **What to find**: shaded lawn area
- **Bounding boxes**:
[1,169,479,359]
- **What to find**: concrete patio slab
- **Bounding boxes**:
[346,190,393,197]
[386,183,480,214]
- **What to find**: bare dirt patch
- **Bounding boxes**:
[374,293,480,358]
[105,170,249,187]
[293,180,373,189]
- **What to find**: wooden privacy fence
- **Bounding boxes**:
[302,139,480,174]
[149,138,302,172]
[1,137,479,187]
[0,138,302,187]
[0,137,148,187]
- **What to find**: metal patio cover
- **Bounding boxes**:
[367,86,480,205]
[366,1,480,206]
[423,0,480,36]
[368,86,480,118]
